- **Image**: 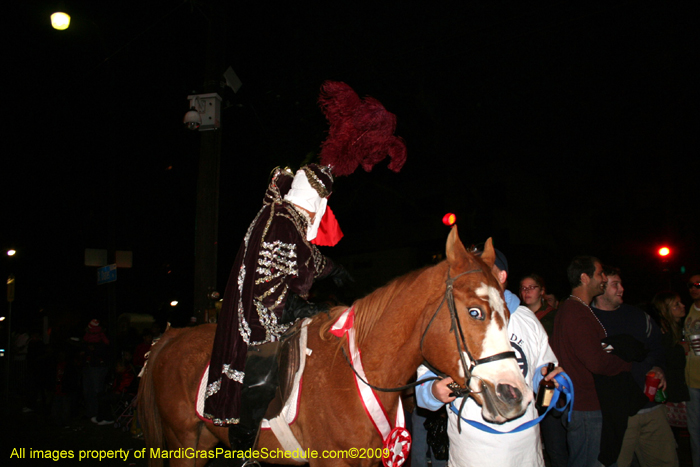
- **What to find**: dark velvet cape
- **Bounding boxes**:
[203,173,332,425]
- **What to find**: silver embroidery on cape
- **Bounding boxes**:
[238,265,246,294]
[236,204,306,346]
[256,241,298,279]
[238,298,254,344]
[256,281,281,301]
[270,284,289,310]
[243,208,265,248]
[203,412,240,426]
[255,300,291,342]
[205,378,222,398]
[255,271,284,285]
[311,244,327,277]
[222,364,245,383]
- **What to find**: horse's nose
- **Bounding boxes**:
[496,383,523,405]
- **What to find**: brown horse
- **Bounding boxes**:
[137,227,531,466]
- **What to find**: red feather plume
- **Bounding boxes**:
[318,81,407,177]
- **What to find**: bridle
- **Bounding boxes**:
[339,265,516,397]
[419,266,516,398]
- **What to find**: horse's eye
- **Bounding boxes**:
[468,307,484,320]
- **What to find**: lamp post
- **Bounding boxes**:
[5,249,16,401]
[48,8,121,339]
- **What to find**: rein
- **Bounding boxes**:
[337,266,516,395]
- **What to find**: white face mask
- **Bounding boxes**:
[306,198,327,241]
[284,170,327,241]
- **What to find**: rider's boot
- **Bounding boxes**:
[228,342,280,465]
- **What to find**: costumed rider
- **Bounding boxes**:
[415,246,568,467]
[204,163,345,448]
[204,80,407,461]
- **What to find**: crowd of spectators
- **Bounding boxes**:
[411,250,699,467]
[12,318,159,432]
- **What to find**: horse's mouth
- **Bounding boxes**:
[473,379,530,424]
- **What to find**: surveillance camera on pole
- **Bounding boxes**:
[183,108,202,130]
[184,93,222,131]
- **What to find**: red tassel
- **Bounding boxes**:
[311,206,344,247]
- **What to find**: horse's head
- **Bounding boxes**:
[421,227,531,424]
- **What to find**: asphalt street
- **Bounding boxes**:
[2,393,149,467]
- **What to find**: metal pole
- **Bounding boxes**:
[193,0,227,324]
[5,297,11,402]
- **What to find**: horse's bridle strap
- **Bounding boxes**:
[474,351,516,366]
[421,266,518,397]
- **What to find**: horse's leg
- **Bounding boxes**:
[190,423,224,467]
[194,424,227,467]
[159,407,226,467]
[160,420,206,467]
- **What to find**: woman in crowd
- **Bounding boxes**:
[519,274,556,335]
[652,292,690,425]
[519,273,566,467]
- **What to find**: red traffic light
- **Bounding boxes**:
[657,246,671,257]
[442,213,457,226]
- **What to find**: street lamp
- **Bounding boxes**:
[51,12,71,30]
[6,250,15,257]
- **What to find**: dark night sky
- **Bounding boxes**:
[1,1,698,335]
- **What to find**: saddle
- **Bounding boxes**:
[264,320,305,420]
[195,320,308,432]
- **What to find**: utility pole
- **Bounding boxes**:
[193,0,227,324]
[5,274,14,402]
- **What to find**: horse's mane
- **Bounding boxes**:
[319,266,431,347]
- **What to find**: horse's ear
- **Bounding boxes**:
[446,225,468,268]
[481,238,496,269]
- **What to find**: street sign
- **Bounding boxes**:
[85,248,108,267]
[97,264,117,285]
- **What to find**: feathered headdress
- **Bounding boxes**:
[318,81,407,176]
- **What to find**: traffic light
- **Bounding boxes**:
[442,213,456,226]
[657,246,671,258]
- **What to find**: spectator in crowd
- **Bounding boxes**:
[552,256,632,467]
[82,319,111,420]
[520,274,567,467]
[653,292,690,416]
[685,273,700,467]
[14,328,30,405]
[520,274,557,336]
[410,405,448,467]
[591,267,676,467]
[23,331,47,414]
[49,345,80,427]
[132,329,153,373]
[92,358,136,425]
[545,293,560,311]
